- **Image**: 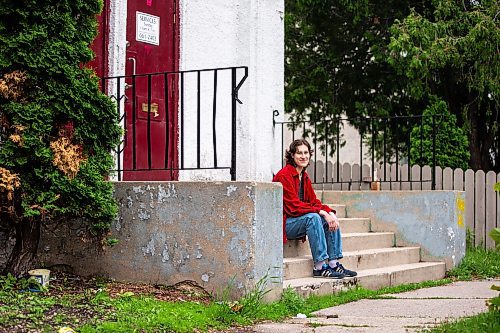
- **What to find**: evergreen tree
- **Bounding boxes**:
[410,97,470,170]
[286,0,499,171]
[0,0,121,275]
[388,0,499,170]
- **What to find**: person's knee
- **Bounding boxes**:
[306,213,323,226]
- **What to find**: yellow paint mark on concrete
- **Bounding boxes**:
[456,196,465,228]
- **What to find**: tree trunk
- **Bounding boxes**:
[2,217,41,276]
[468,100,482,170]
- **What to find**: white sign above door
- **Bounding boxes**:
[136,12,160,45]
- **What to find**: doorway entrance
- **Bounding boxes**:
[122,0,179,180]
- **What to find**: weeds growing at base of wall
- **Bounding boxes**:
[2,247,500,333]
[448,229,500,280]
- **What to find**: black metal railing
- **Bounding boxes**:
[102,66,248,181]
[273,112,441,190]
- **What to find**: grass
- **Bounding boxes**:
[1,245,498,332]
[80,296,229,332]
[0,274,454,332]
[447,246,500,280]
[421,311,500,333]
[255,278,453,321]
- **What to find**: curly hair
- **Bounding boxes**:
[285,139,314,166]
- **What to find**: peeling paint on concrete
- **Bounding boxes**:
[246,185,256,201]
[447,227,455,240]
[195,244,203,259]
[157,184,168,202]
[142,238,156,256]
[229,211,237,221]
[226,185,237,196]
[162,244,170,262]
[39,181,283,301]
[322,191,466,269]
[115,216,122,231]
[149,192,154,208]
[137,208,151,221]
[229,226,249,263]
[133,186,145,194]
[167,183,178,198]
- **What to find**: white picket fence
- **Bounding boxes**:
[308,161,499,249]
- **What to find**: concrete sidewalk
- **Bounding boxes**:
[252,280,499,332]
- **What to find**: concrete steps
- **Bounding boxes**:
[282,202,446,296]
[284,232,394,257]
[284,262,446,298]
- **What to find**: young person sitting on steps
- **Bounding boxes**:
[273,139,357,279]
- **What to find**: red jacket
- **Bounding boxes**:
[273,164,334,242]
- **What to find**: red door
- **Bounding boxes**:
[123,0,179,180]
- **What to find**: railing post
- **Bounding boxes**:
[371,116,375,184]
[147,74,152,170]
[231,67,237,181]
[432,115,436,190]
[116,77,122,181]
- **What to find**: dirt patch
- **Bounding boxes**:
[50,272,213,304]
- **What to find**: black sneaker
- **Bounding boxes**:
[332,262,357,277]
[313,264,345,279]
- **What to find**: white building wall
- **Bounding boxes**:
[179,0,284,181]
[282,114,366,166]
[107,0,284,181]
[108,0,128,180]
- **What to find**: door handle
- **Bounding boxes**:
[127,57,137,76]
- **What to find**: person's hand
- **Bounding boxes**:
[328,212,339,231]
[320,210,339,231]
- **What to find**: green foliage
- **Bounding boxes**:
[388,0,500,171]
[0,273,466,332]
[81,296,228,333]
[285,0,421,119]
[410,97,470,169]
[213,273,273,325]
[488,285,500,313]
[0,273,42,292]
[490,228,500,250]
[286,0,499,171]
[285,0,433,157]
[0,274,113,331]
[422,310,500,333]
[0,0,121,237]
[103,238,119,247]
[447,246,500,280]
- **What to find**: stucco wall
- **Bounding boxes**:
[179,0,284,181]
[38,181,283,300]
[321,191,466,269]
[105,0,284,181]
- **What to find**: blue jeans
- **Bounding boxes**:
[286,213,343,263]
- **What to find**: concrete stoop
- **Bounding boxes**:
[283,203,446,297]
